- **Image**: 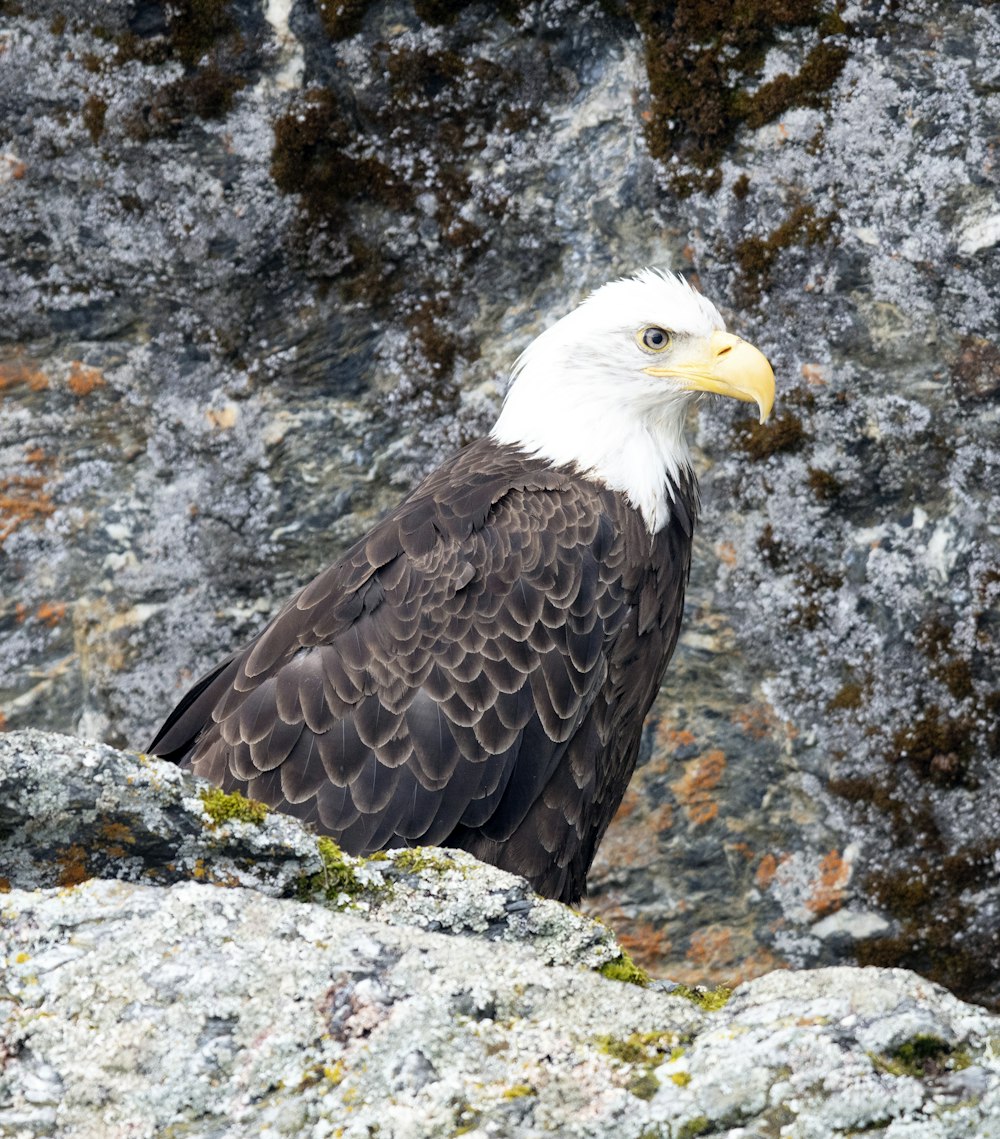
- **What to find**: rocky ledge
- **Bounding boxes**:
[2,729,999,1138]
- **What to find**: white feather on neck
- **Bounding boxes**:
[490,271,721,534]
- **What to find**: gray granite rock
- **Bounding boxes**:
[3,729,1000,1137]
[0,729,627,973]
[2,0,999,1010]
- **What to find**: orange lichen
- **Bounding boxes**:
[671,749,726,825]
[67,361,105,396]
[56,844,89,887]
[0,475,56,544]
[657,724,697,751]
[755,851,781,889]
[36,601,66,627]
[685,925,734,969]
[716,540,737,566]
[617,918,672,970]
[612,785,643,821]
[806,849,850,915]
[800,362,827,386]
[732,703,779,740]
[0,360,48,392]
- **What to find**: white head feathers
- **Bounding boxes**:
[491,269,727,534]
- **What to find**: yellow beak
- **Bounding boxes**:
[643,331,775,424]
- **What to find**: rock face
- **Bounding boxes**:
[1,0,999,1008]
[4,730,1000,1138]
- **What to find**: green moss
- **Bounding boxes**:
[871,1035,970,1079]
[677,1117,712,1139]
[501,1083,536,1099]
[672,983,732,1011]
[299,835,368,902]
[596,1032,678,1065]
[596,1033,682,1102]
[388,847,462,875]
[200,786,269,827]
[598,953,651,987]
[628,1071,661,1100]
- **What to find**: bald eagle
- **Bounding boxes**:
[149,270,774,903]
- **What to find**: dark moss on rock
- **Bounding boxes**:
[734,409,808,460]
[611,0,850,194]
[806,466,842,502]
[734,203,835,302]
[82,94,107,143]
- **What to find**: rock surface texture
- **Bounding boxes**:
[1,0,999,1008]
[4,730,1000,1138]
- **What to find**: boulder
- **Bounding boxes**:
[3,729,1000,1137]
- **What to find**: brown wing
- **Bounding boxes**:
[149,440,693,901]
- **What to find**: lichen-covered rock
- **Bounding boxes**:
[3,880,1000,1137]
[0,729,627,973]
[2,0,999,1011]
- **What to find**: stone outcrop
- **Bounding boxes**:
[3,730,1000,1137]
[1,0,999,1008]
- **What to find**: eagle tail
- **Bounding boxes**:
[147,655,238,765]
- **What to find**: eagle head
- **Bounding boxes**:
[491,268,775,532]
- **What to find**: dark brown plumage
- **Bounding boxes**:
[149,438,696,902]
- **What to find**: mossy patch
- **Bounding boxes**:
[501,1083,536,1099]
[672,983,732,1011]
[596,1031,680,1065]
[385,847,463,875]
[82,94,107,144]
[596,1032,683,1101]
[826,680,863,712]
[598,952,651,987]
[200,786,269,828]
[616,0,850,195]
[807,466,842,502]
[734,203,835,302]
[871,1035,971,1079]
[677,1118,713,1139]
[100,0,251,136]
[830,765,1000,1009]
[734,409,808,460]
[266,17,574,440]
[298,835,370,903]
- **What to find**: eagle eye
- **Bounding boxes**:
[639,326,672,353]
